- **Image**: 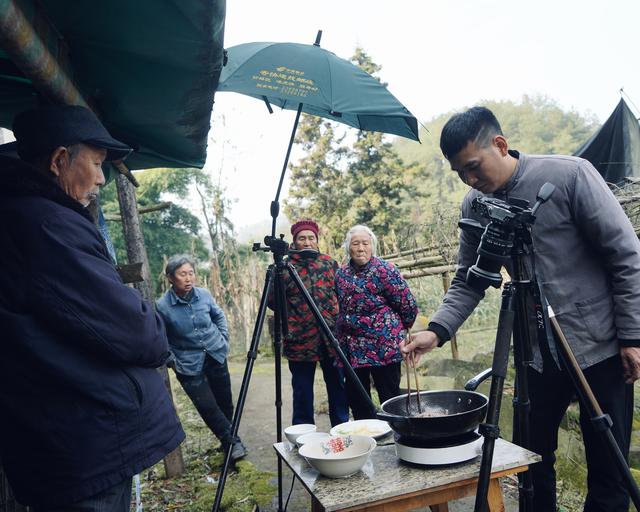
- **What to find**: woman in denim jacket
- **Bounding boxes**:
[156,255,247,462]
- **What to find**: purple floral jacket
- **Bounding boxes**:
[335,256,418,368]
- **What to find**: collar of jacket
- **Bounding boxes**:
[493,149,525,198]
[349,255,376,273]
[169,286,201,306]
[0,155,94,223]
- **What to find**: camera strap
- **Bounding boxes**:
[532,282,561,371]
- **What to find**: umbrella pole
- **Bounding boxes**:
[271,103,303,237]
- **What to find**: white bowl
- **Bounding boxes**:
[298,435,376,478]
[284,423,316,445]
[296,431,331,448]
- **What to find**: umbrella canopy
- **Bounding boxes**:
[0,0,226,171]
[217,41,420,142]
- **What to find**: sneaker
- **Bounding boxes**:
[230,440,248,462]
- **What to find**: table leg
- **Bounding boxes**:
[487,478,505,512]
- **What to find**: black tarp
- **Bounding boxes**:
[574,98,640,185]
[0,0,226,171]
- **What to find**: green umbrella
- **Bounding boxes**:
[218,37,419,142]
[217,31,419,236]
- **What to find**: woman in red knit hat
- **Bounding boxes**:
[269,219,349,427]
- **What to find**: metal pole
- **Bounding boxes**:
[271,103,303,238]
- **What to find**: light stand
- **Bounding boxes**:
[211,234,377,512]
[211,42,376,507]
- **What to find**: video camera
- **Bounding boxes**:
[459,182,555,292]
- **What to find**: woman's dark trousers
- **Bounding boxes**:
[288,358,350,427]
[176,356,236,446]
[345,362,401,420]
[528,354,633,511]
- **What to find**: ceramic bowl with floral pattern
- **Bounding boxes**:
[298,435,376,478]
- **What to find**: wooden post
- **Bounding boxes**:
[115,174,185,477]
[442,272,459,360]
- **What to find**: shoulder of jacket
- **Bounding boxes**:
[195,287,213,300]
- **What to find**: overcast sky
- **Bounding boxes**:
[204,0,640,231]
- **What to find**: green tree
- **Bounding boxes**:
[343,48,420,253]
[101,168,209,294]
[285,47,417,253]
[285,115,351,251]
[394,95,600,227]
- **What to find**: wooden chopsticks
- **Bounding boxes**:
[404,329,422,415]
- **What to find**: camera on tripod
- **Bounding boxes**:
[459,182,556,293]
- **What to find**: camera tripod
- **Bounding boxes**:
[211,232,376,512]
[211,233,377,511]
[463,199,640,512]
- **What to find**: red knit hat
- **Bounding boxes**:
[291,219,319,240]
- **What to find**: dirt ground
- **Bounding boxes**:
[227,358,520,512]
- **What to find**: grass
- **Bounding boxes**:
[133,373,276,512]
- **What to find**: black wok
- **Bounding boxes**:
[377,390,488,441]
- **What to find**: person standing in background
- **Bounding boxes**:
[336,224,418,419]
[270,219,349,427]
[156,255,248,462]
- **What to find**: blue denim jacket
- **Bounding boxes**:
[156,287,229,376]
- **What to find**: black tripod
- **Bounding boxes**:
[468,243,539,512]
[465,190,640,512]
[211,233,377,511]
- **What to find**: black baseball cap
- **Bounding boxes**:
[7,105,133,162]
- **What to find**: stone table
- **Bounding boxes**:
[274,438,540,511]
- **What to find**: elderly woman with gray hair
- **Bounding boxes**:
[156,255,247,462]
[335,225,419,420]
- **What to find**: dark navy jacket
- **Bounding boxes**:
[0,156,185,507]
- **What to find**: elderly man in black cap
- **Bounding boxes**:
[0,105,185,512]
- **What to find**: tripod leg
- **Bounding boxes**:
[286,263,377,416]
[548,313,640,510]
[511,285,536,511]
[273,264,286,511]
[212,267,275,512]
[474,285,515,512]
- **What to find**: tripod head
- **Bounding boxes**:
[459,182,555,292]
[252,234,290,261]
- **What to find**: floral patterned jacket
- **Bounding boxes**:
[269,251,339,362]
[335,256,418,368]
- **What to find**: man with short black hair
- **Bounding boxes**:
[0,105,185,512]
[402,106,640,511]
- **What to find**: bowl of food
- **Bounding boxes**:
[329,419,392,440]
[284,423,316,445]
[298,435,376,478]
[296,431,331,448]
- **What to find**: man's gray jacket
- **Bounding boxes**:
[430,151,640,371]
